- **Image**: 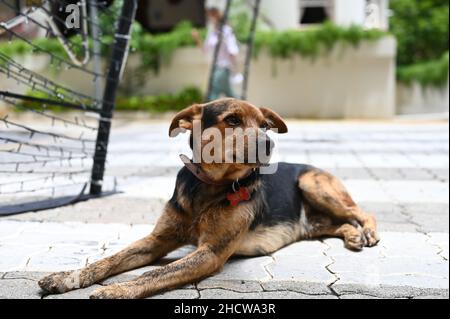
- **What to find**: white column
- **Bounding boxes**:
[334,0,366,26]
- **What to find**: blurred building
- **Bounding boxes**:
[207,0,389,30]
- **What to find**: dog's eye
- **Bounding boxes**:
[225,115,241,126]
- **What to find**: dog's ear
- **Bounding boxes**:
[169,104,203,137]
[260,107,288,134]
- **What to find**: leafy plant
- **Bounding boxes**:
[0,20,388,71]
[390,0,449,87]
[253,22,386,60]
[16,86,203,113]
[116,86,203,112]
[390,0,449,66]
[397,51,449,88]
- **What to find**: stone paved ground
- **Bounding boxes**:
[0,119,448,299]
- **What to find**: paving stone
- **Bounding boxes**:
[199,289,337,299]
[335,272,449,290]
[332,283,449,299]
[3,197,165,225]
[150,289,199,299]
[330,256,448,279]
[273,241,327,258]
[339,294,381,299]
[414,295,450,299]
[44,285,103,299]
[261,280,331,295]
[0,221,26,239]
[377,222,419,233]
[399,203,450,216]
[25,245,97,272]
[381,232,442,258]
[3,271,50,281]
[427,233,449,247]
[0,245,49,272]
[409,212,449,233]
[0,278,42,299]
[1,121,449,299]
[197,280,263,293]
[324,238,385,258]
[383,181,449,204]
[268,255,335,284]
[0,221,129,247]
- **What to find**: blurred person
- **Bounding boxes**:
[192,6,240,101]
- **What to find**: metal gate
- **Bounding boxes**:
[0,0,138,215]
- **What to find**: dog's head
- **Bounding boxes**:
[169,98,288,181]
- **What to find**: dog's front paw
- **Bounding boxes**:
[344,234,366,251]
[363,227,380,247]
[90,284,132,299]
[38,270,82,294]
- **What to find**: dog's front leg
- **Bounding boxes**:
[39,206,186,294]
[89,243,229,299]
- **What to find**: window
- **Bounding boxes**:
[299,0,333,26]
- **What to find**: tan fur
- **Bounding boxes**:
[236,223,304,256]
[298,169,380,249]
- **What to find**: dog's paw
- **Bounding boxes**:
[38,270,82,294]
[344,233,366,251]
[363,227,380,247]
[90,285,130,299]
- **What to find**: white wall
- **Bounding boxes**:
[121,37,397,119]
[0,38,397,119]
[207,0,389,30]
[261,0,299,30]
[397,80,450,115]
[334,0,366,27]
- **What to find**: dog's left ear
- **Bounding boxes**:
[260,107,288,134]
[169,104,203,137]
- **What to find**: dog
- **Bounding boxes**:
[38,98,379,299]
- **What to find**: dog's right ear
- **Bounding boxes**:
[169,104,203,137]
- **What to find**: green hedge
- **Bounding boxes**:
[390,0,449,87]
[0,22,388,72]
[16,87,203,113]
[253,22,386,60]
[115,87,203,112]
[397,52,449,88]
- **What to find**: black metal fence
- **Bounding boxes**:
[0,0,137,215]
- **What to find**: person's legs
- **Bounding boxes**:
[222,68,236,98]
[208,68,236,101]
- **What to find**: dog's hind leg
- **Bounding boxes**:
[38,205,186,294]
[298,169,380,249]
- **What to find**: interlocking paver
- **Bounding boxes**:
[0,278,42,299]
[199,289,337,299]
[0,120,448,299]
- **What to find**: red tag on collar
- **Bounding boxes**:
[227,187,251,206]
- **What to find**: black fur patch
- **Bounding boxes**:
[202,102,229,129]
[170,162,316,231]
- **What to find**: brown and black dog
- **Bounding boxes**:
[38,98,379,299]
